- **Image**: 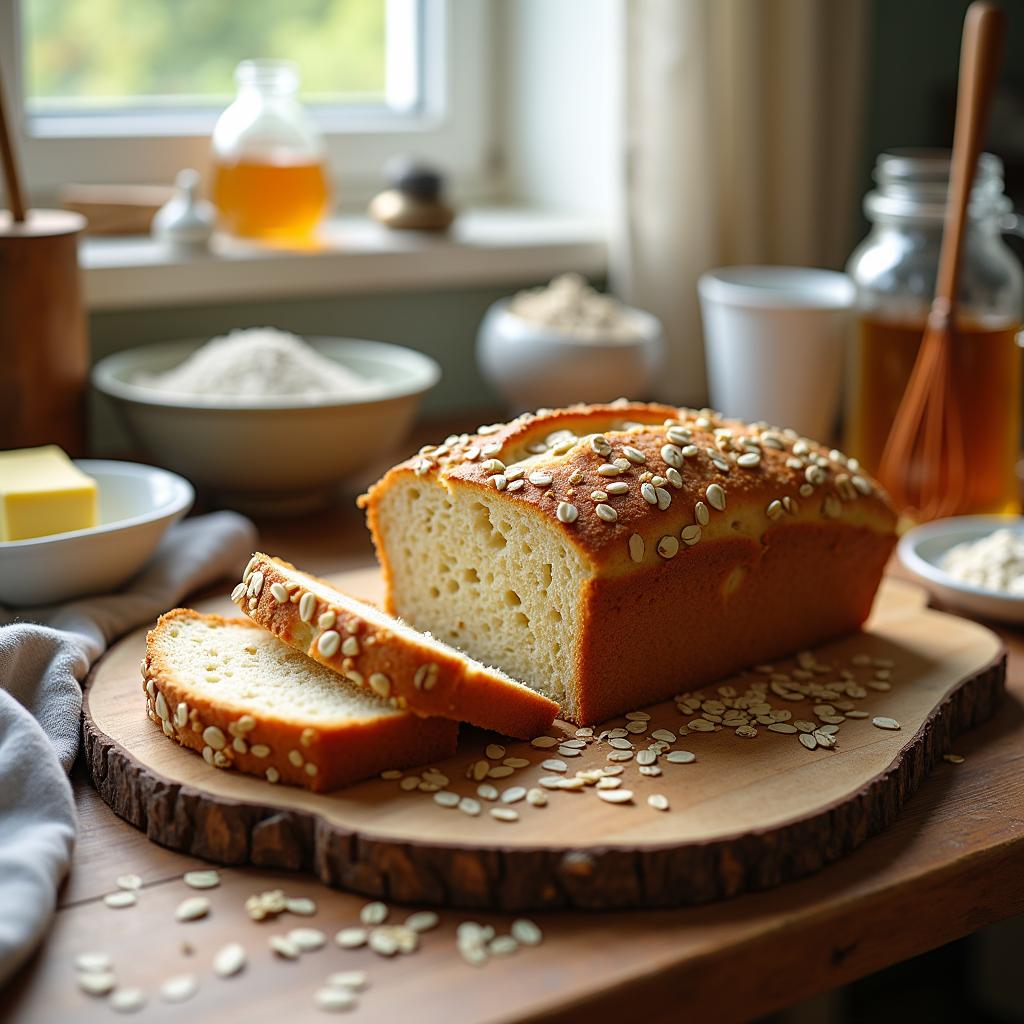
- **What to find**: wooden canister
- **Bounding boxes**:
[0,209,89,455]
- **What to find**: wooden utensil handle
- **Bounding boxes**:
[0,62,27,222]
[933,1,1006,320]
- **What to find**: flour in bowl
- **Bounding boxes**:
[507,274,642,341]
[940,527,1024,595]
[137,327,367,400]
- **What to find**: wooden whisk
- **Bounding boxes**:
[878,1,1007,521]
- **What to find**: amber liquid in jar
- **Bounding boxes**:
[211,158,330,242]
[847,314,1022,514]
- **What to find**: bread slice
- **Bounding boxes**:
[230,553,559,739]
[362,402,898,725]
[143,609,458,792]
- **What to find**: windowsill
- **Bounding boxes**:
[81,207,609,311]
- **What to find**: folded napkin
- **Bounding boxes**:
[0,511,257,985]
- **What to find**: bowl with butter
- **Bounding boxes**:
[0,446,193,607]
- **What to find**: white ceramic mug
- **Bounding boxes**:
[697,266,855,441]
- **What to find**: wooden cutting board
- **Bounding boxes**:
[83,572,1005,911]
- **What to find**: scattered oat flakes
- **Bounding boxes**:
[530,736,559,749]
[872,716,901,731]
[335,928,368,949]
[597,789,634,804]
[665,751,696,764]
[109,987,147,1013]
[174,896,210,922]
[368,928,399,957]
[510,919,543,946]
[405,911,439,933]
[75,952,112,974]
[315,986,357,1011]
[159,974,198,1003]
[77,972,116,996]
[289,927,327,952]
[103,891,137,910]
[213,942,246,977]
[269,935,301,960]
[360,901,388,926]
[183,869,220,890]
[326,970,369,991]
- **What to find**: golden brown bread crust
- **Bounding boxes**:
[365,402,895,576]
[362,402,898,725]
[143,609,458,793]
[574,523,891,723]
[232,554,559,739]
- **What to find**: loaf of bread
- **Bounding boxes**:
[231,553,559,739]
[143,609,458,792]
[362,402,898,725]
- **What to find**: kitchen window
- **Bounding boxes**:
[0,0,495,204]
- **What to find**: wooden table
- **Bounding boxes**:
[7,499,1024,1024]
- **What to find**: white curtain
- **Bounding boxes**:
[614,0,869,406]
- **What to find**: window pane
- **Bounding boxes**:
[23,0,389,113]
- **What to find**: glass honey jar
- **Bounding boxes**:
[846,150,1024,514]
[211,59,330,243]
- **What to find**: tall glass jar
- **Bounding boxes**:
[846,150,1024,514]
[211,59,330,243]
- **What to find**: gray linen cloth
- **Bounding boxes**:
[0,511,257,985]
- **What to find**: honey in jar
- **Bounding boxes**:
[846,150,1024,516]
[848,314,1021,514]
[210,59,330,244]
[211,158,329,241]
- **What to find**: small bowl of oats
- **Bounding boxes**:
[477,275,664,412]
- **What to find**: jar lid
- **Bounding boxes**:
[235,59,300,94]
[865,149,1011,223]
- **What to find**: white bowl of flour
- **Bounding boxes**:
[93,330,440,513]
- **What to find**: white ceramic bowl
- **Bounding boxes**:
[476,299,664,413]
[898,514,1024,625]
[0,460,193,607]
[92,337,440,513]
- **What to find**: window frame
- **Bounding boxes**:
[0,0,497,207]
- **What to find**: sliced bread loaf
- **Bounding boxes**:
[362,402,898,725]
[143,609,458,792]
[231,553,559,739]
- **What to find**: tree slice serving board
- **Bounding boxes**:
[84,573,1006,911]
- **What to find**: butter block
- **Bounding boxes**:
[0,445,98,541]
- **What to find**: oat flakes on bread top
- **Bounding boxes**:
[361,401,898,725]
[231,553,559,739]
[143,608,458,793]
